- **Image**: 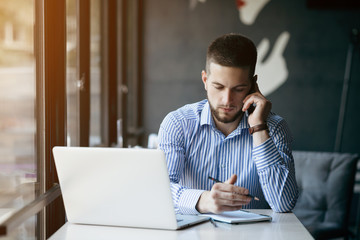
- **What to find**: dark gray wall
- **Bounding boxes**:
[143,0,360,154]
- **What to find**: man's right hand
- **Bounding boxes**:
[195,174,252,214]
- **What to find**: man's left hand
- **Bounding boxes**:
[242,81,272,127]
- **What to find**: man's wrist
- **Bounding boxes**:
[195,191,210,214]
[249,123,268,135]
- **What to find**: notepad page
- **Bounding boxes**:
[201,210,272,223]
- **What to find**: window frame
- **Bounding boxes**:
[34,0,67,238]
[39,0,67,238]
[78,0,91,147]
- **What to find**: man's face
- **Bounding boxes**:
[202,62,253,124]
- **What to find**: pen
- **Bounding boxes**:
[208,176,259,201]
[209,218,218,228]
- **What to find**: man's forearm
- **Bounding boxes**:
[253,138,298,212]
[258,165,298,212]
[252,129,270,147]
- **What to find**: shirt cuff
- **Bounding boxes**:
[178,189,205,215]
[252,137,283,171]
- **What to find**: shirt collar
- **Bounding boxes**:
[200,101,249,133]
[200,101,213,126]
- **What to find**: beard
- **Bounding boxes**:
[208,99,244,124]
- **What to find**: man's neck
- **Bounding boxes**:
[213,113,244,137]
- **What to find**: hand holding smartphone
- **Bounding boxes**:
[242,75,272,128]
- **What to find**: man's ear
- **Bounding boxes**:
[201,70,208,91]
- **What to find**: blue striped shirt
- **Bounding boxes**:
[158,99,298,214]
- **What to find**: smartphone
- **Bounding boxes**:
[245,79,257,115]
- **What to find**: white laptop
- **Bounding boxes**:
[52,147,209,230]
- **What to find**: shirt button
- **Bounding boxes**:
[221,164,225,168]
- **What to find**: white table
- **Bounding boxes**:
[48,210,314,240]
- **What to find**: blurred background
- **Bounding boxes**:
[143,0,360,154]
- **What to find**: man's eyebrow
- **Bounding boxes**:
[233,84,249,88]
[212,81,248,88]
[212,82,223,86]
[232,84,249,88]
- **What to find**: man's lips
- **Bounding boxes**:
[220,107,235,113]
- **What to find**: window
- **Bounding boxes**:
[90,0,102,147]
[0,0,143,238]
[66,0,79,147]
[0,0,37,238]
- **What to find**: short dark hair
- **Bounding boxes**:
[206,33,257,77]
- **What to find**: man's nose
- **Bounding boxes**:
[222,89,232,105]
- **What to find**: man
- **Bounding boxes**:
[158,33,298,215]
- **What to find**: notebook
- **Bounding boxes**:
[52,147,209,230]
[201,210,272,224]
